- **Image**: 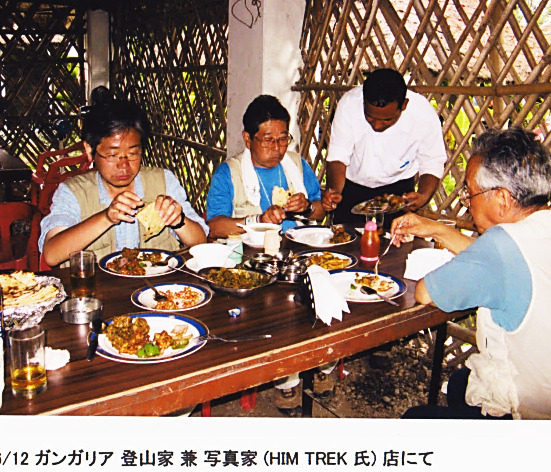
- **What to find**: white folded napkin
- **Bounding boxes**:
[45,347,70,370]
[307,265,349,326]
[403,248,454,281]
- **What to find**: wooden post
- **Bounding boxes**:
[227,0,306,157]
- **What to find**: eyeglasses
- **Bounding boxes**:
[253,134,293,149]
[459,185,502,207]
[95,149,142,163]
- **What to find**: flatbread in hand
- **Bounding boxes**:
[272,186,293,207]
[136,202,165,241]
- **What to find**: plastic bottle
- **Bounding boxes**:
[226,234,243,264]
[360,220,380,267]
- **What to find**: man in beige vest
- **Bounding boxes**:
[206,95,334,416]
[39,87,208,266]
[206,94,325,239]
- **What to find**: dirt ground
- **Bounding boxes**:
[190,335,456,418]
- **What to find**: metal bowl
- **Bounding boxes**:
[255,259,285,275]
[198,267,277,298]
[249,252,274,267]
[60,297,103,324]
[279,261,308,283]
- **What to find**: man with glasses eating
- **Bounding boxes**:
[391,126,551,419]
[40,86,208,266]
[206,94,325,239]
[206,94,329,416]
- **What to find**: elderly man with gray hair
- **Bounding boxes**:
[390,126,551,420]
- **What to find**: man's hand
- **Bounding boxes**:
[321,188,342,212]
[402,191,429,212]
[284,192,310,213]
[106,191,142,225]
[390,213,437,247]
[259,205,286,224]
[155,194,183,227]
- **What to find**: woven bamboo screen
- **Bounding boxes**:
[295,0,551,227]
[0,1,86,168]
[110,1,228,214]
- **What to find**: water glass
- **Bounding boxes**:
[9,326,47,399]
[434,219,456,249]
[364,207,385,235]
[70,250,96,298]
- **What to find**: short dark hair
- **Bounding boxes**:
[362,68,407,108]
[242,95,290,137]
[472,126,551,207]
[82,86,150,155]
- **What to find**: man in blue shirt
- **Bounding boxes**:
[206,95,325,239]
[391,126,551,419]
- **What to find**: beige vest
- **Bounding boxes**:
[64,168,181,262]
[226,150,304,218]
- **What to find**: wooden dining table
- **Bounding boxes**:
[0,228,462,416]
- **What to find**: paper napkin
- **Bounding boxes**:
[307,265,349,326]
[45,347,70,370]
[403,248,454,281]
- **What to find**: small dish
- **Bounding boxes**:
[60,297,103,324]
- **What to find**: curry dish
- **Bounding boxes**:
[329,226,352,244]
[358,193,407,213]
[106,247,163,276]
[205,267,270,289]
[105,315,192,356]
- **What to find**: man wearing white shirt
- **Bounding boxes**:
[322,68,447,224]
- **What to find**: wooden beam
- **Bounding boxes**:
[292,81,551,96]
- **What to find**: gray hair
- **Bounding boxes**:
[472,126,551,207]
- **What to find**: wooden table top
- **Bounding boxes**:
[0,230,457,416]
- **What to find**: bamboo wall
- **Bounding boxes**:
[0,2,86,168]
[110,1,228,214]
[296,0,551,226]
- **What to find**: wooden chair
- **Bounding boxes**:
[30,142,92,270]
[0,202,41,272]
[30,142,91,216]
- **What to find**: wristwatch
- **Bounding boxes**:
[171,212,186,229]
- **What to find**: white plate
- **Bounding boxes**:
[285,226,356,248]
[99,249,184,278]
[329,269,406,302]
[185,257,237,272]
[131,282,213,312]
[242,233,282,249]
[93,313,208,364]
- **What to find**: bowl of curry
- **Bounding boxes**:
[198,267,277,298]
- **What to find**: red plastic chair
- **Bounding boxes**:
[31,142,92,216]
[0,202,41,272]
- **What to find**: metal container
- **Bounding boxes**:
[279,261,308,283]
[249,252,274,268]
[60,297,103,324]
[198,267,277,298]
[255,259,285,275]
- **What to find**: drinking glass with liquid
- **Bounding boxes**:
[9,326,47,399]
[70,250,96,298]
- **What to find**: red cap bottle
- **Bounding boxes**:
[360,220,380,267]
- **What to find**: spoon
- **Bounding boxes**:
[360,285,399,306]
[143,278,168,302]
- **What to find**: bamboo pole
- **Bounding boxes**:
[291,82,551,96]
